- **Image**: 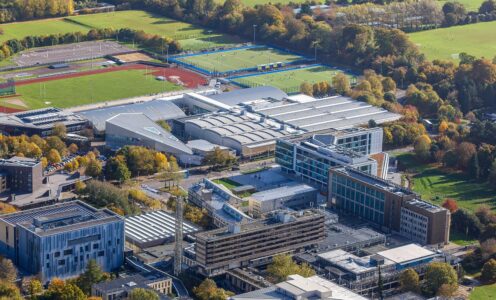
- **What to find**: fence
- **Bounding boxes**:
[0,79,15,96]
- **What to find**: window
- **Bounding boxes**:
[58,259,65,266]
[93,243,99,250]
[54,251,60,258]
[63,249,73,255]
[98,251,105,257]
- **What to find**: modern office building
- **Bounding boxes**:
[194,210,325,276]
[0,156,43,193]
[105,113,193,157]
[0,107,89,137]
[230,274,367,300]
[0,201,124,282]
[316,244,454,297]
[328,167,450,245]
[247,183,317,217]
[188,178,253,227]
[276,128,387,191]
[92,272,172,300]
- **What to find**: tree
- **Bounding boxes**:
[437,283,458,297]
[0,257,17,282]
[368,119,377,128]
[105,156,130,182]
[456,142,477,170]
[451,208,483,237]
[27,278,43,299]
[481,224,496,242]
[438,120,449,134]
[203,147,236,170]
[47,148,62,164]
[481,258,496,282]
[128,288,159,300]
[489,158,496,187]
[381,77,396,93]
[41,278,86,300]
[75,259,106,295]
[68,143,78,154]
[332,73,351,95]
[414,134,431,162]
[442,198,458,213]
[0,202,16,214]
[85,159,102,177]
[266,254,315,283]
[423,262,458,296]
[193,279,234,300]
[399,268,419,292]
[52,122,67,138]
[156,120,171,132]
[300,82,313,96]
[468,152,481,179]
[0,280,22,300]
[154,152,168,171]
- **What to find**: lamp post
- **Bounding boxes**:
[253,25,257,44]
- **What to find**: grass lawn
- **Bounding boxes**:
[470,284,496,300]
[0,18,88,43]
[67,10,242,51]
[394,152,495,212]
[213,178,241,190]
[408,21,496,61]
[449,231,479,246]
[177,47,304,72]
[16,69,181,109]
[438,0,484,11]
[231,65,352,93]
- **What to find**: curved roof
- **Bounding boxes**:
[209,86,288,106]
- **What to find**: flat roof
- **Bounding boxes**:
[250,183,316,202]
[376,244,435,264]
[79,99,185,131]
[0,156,39,168]
[125,210,200,244]
[209,86,288,107]
[0,107,87,129]
[0,200,122,236]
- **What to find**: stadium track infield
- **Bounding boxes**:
[13,64,206,89]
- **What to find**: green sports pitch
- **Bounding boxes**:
[16,69,181,109]
[175,47,305,73]
[230,65,353,93]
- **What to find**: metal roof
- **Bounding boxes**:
[125,210,199,245]
[209,86,288,107]
[79,100,185,131]
[250,183,316,202]
[106,113,193,155]
[377,244,435,264]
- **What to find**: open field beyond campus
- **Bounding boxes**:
[176,47,305,73]
[408,21,496,61]
[470,284,496,300]
[13,65,196,109]
[66,10,242,51]
[395,153,495,212]
[219,0,322,6]
[0,10,242,51]
[438,0,485,11]
[230,65,352,93]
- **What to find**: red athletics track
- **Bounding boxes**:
[11,63,207,89]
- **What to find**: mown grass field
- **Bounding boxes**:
[0,10,242,51]
[16,69,181,109]
[177,47,304,72]
[408,21,496,61]
[438,0,484,11]
[66,10,242,51]
[470,284,496,300]
[231,65,352,93]
[395,153,495,212]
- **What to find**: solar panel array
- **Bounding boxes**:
[125,210,199,245]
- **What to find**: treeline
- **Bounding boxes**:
[0,0,74,23]
[441,0,496,26]
[0,27,181,61]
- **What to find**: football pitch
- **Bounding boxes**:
[408,21,496,61]
[16,69,182,109]
[230,66,352,93]
[0,11,242,51]
[176,47,305,73]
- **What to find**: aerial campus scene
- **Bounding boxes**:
[0,0,495,299]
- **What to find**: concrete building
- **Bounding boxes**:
[316,244,450,297]
[188,178,253,227]
[182,94,400,158]
[125,210,200,249]
[328,167,450,246]
[92,272,172,300]
[0,107,89,137]
[0,200,124,282]
[247,183,317,217]
[0,156,43,194]
[194,210,325,276]
[78,99,186,133]
[105,113,193,157]
[276,128,387,191]
[230,274,367,300]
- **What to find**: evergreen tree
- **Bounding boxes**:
[468,152,481,179]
